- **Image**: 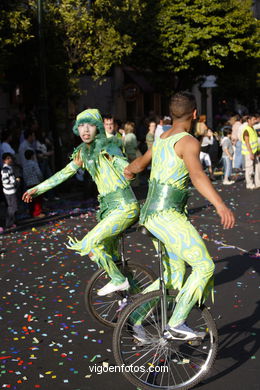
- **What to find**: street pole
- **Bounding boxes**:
[37,0,49,133]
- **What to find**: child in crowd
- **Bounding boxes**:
[0,153,19,232]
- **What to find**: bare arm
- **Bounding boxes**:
[243,131,254,160]
[175,136,235,229]
[124,148,152,179]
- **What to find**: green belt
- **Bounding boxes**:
[97,186,138,221]
[140,180,189,224]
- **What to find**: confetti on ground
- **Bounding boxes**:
[0,181,259,389]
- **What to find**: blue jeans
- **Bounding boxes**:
[222,156,232,180]
[234,141,244,169]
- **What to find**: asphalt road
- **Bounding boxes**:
[0,179,259,390]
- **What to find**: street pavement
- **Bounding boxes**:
[0,178,259,390]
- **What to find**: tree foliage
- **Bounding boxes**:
[46,0,144,85]
[0,1,33,50]
[0,0,259,98]
[154,0,260,73]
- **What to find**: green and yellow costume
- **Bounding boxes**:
[28,109,139,285]
[135,132,215,327]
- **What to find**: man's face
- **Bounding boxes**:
[78,123,97,144]
[248,117,257,127]
[104,118,114,134]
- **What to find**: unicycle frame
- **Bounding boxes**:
[157,239,167,332]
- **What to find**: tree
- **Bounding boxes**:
[45,0,144,92]
[159,0,259,69]
[0,1,33,51]
[126,0,260,92]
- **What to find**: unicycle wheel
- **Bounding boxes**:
[85,262,156,327]
[113,290,218,390]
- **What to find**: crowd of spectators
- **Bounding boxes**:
[1,109,259,233]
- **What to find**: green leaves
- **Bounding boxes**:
[155,0,260,73]
[0,0,259,98]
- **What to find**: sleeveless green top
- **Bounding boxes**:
[140,132,191,224]
[150,132,191,188]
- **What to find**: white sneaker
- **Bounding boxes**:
[223,180,235,185]
[97,278,130,296]
[164,323,206,341]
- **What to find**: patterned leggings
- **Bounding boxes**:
[67,202,139,285]
[135,209,215,327]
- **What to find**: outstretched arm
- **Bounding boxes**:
[22,154,82,203]
[176,136,235,229]
[124,148,152,179]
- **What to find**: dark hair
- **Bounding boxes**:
[1,130,10,142]
[247,114,257,120]
[223,128,232,137]
[169,91,197,120]
[24,130,35,140]
[24,149,34,160]
[103,114,114,121]
[2,152,13,161]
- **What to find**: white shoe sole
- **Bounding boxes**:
[97,280,130,296]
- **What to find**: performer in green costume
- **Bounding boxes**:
[22,109,139,296]
[124,92,235,341]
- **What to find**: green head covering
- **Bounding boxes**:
[72,108,105,136]
[71,108,124,179]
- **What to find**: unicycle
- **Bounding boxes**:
[113,226,218,390]
[85,227,156,327]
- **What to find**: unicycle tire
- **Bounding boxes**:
[85,262,156,328]
[113,290,218,390]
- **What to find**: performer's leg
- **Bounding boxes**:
[132,210,214,326]
[140,238,186,294]
[148,212,215,327]
[254,155,260,188]
[67,203,139,285]
[245,154,255,188]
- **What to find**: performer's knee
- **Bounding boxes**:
[194,259,215,278]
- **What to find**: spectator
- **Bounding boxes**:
[103,114,122,140]
[0,153,19,232]
[23,150,45,217]
[195,115,208,137]
[207,129,222,171]
[221,128,235,185]
[154,116,164,138]
[155,116,172,138]
[1,131,16,158]
[241,115,260,189]
[36,133,54,180]
[123,122,140,162]
[146,120,156,150]
[18,130,36,169]
[198,130,214,180]
[230,115,243,171]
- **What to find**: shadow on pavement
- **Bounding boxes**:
[215,252,260,287]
